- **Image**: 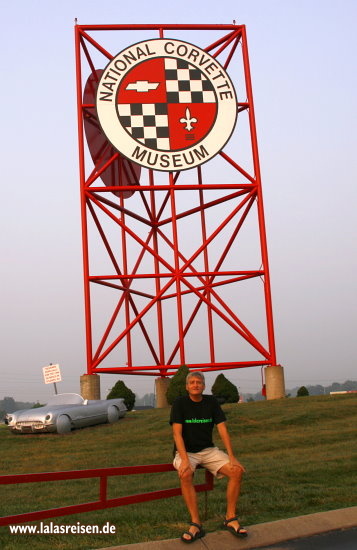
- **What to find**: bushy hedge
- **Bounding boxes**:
[107,380,135,411]
[166,365,190,405]
[297,385,309,397]
[211,373,239,403]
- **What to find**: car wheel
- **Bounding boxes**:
[107,405,120,423]
[57,415,72,434]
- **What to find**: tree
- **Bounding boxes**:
[2,397,16,413]
[107,380,135,411]
[297,386,309,397]
[307,384,324,396]
[212,374,239,403]
[32,402,45,408]
[344,380,357,391]
[135,393,155,406]
[166,365,190,405]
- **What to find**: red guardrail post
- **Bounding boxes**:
[100,475,107,503]
[0,464,213,526]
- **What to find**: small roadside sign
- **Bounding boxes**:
[43,364,62,385]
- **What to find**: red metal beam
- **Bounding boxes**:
[76,24,243,31]
[0,464,213,527]
[74,24,278,379]
[240,26,277,365]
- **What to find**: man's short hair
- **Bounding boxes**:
[186,371,205,384]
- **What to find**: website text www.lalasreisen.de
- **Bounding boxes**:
[8,521,116,535]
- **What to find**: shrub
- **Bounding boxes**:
[32,402,45,408]
[211,373,239,403]
[107,380,135,411]
[297,386,309,397]
[166,365,190,405]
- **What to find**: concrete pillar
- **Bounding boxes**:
[155,377,170,408]
[80,374,101,400]
[265,365,285,400]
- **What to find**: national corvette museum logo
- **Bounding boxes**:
[96,38,237,172]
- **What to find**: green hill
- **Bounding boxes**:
[0,394,356,549]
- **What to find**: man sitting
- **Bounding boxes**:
[170,371,248,543]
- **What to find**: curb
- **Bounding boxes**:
[99,506,357,549]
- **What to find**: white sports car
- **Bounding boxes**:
[6,393,127,434]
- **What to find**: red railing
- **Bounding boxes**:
[0,464,213,526]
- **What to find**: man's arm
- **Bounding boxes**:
[172,423,194,477]
[217,421,245,471]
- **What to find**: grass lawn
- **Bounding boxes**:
[0,393,356,549]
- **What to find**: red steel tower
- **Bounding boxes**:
[74,24,282,400]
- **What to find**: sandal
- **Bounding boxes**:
[223,516,248,538]
[180,522,205,543]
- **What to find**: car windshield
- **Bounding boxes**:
[47,394,85,406]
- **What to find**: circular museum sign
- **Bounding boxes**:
[96,38,237,172]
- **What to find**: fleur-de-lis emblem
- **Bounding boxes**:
[180,108,198,131]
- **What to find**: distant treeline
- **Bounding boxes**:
[134,393,155,407]
[0,396,39,418]
[1,380,356,416]
[244,380,357,401]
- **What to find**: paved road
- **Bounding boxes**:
[258,526,357,550]
[101,507,357,550]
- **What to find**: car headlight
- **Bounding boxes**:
[45,414,52,422]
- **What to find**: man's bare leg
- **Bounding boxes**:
[218,463,246,533]
[179,471,202,540]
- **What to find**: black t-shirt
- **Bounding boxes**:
[169,394,226,453]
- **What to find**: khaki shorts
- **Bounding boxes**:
[173,446,230,479]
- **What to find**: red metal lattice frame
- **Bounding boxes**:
[74,23,277,378]
[0,464,213,526]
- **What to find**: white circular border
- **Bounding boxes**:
[96,39,237,172]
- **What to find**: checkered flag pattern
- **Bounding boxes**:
[117,57,217,150]
[118,103,170,150]
[164,58,216,104]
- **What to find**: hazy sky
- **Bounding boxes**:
[1,0,356,403]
